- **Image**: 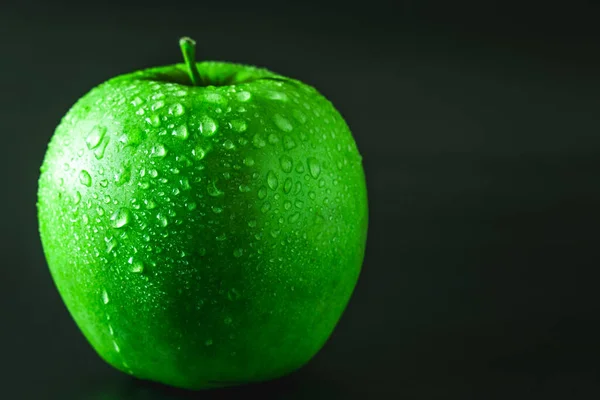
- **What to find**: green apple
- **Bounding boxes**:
[37,37,368,389]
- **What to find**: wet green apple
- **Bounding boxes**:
[37,37,368,389]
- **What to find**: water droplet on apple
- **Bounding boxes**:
[264,91,288,101]
[119,129,145,148]
[110,208,131,228]
[131,97,144,107]
[236,91,251,102]
[172,125,189,140]
[73,191,82,204]
[199,115,217,136]
[109,168,126,188]
[283,178,293,194]
[151,144,167,158]
[293,109,307,124]
[258,187,267,200]
[284,200,292,210]
[86,126,107,150]
[79,170,92,187]
[157,213,168,227]
[267,171,279,190]
[151,100,165,111]
[169,103,185,116]
[252,134,266,148]
[283,135,297,150]
[102,289,109,304]
[223,140,235,150]
[205,339,213,346]
[279,155,293,173]
[207,180,224,197]
[261,202,271,213]
[233,248,243,258]
[204,92,227,106]
[273,114,293,132]
[128,256,144,273]
[243,157,255,166]
[231,119,247,133]
[307,157,321,178]
[192,146,206,160]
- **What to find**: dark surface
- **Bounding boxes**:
[2,1,600,398]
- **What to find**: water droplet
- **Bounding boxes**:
[258,187,268,200]
[119,129,145,148]
[267,171,279,190]
[172,125,189,140]
[151,144,167,158]
[212,206,223,214]
[295,200,304,209]
[223,139,235,150]
[273,114,293,132]
[252,134,266,148]
[128,257,144,273]
[204,92,227,105]
[110,208,131,228]
[233,248,243,258]
[192,146,206,160]
[280,155,293,173]
[106,237,118,253]
[169,103,185,116]
[216,233,227,241]
[283,136,297,150]
[284,201,292,210]
[224,316,233,324]
[231,119,247,133]
[86,126,107,149]
[243,157,255,166]
[114,165,131,186]
[264,91,288,101]
[227,288,241,301]
[131,96,144,107]
[239,184,251,193]
[199,115,217,136]
[157,213,168,227]
[187,201,197,210]
[151,100,165,111]
[261,202,271,213]
[307,157,321,178]
[102,289,109,304]
[79,170,92,187]
[208,180,224,197]
[205,339,213,346]
[236,91,251,102]
[248,220,257,228]
[113,341,121,352]
[283,178,293,194]
[293,109,307,124]
[73,191,82,204]
[93,136,110,160]
[268,133,279,145]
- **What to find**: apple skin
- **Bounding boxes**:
[37,61,368,389]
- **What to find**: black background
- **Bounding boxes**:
[2,0,600,398]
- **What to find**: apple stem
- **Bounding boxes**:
[179,37,203,86]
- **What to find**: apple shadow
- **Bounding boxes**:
[81,368,350,400]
